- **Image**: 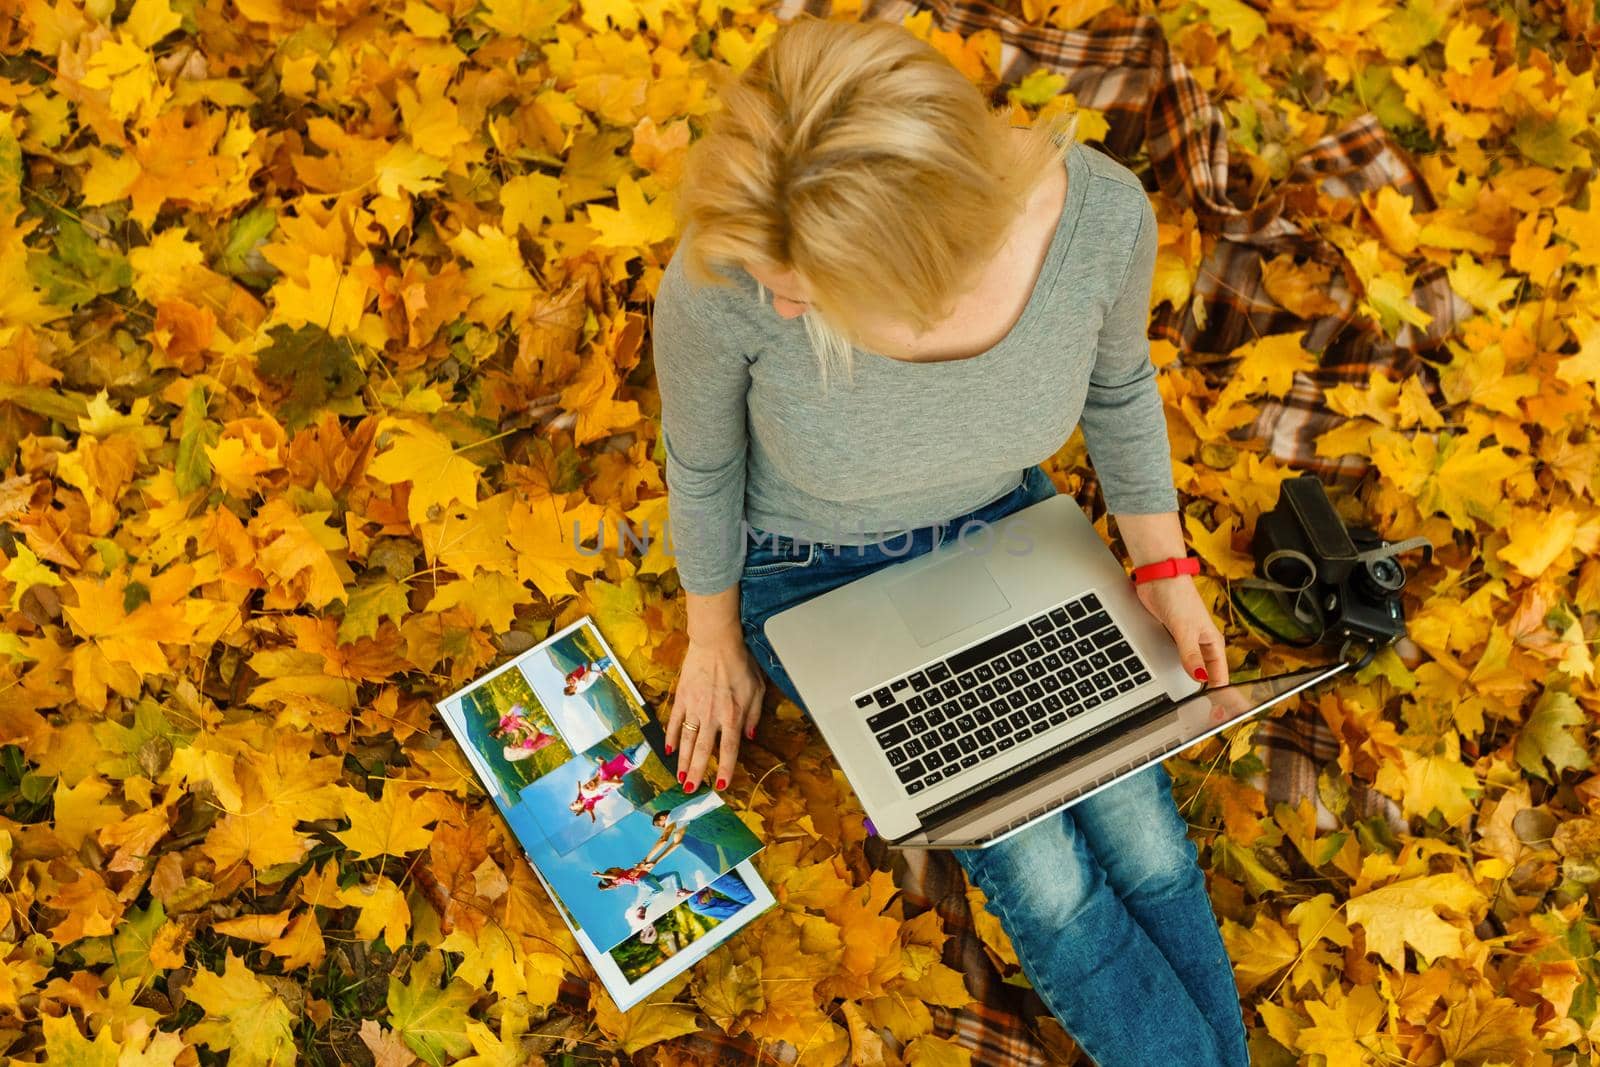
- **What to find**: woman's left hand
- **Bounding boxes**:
[1132,574,1228,687]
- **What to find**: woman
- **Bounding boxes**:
[563,654,614,696]
[651,16,1240,1067]
[568,740,652,820]
[491,704,558,763]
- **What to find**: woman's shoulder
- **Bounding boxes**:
[652,246,770,368]
[1073,142,1149,199]
[657,245,762,325]
[1067,144,1157,257]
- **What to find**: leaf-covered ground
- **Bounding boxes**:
[1,0,1598,1063]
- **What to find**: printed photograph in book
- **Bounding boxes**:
[449,667,574,800]
[551,858,777,1011]
[607,868,763,982]
[518,723,678,854]
[523,620,650,753]
[508,786,764,952]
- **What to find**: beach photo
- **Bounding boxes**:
[507,794,762,952]
[517,724,678,854]
[523,619,651,753]
[440,670,574,802]
[607,868,762,982]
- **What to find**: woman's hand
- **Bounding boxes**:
[1133,574,1228,687]
[665,630,766,793]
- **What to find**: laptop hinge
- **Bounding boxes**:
[904,692,1172,841]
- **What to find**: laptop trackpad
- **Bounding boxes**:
[885,553,1011,646]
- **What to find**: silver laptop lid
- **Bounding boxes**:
[892,662,1350,849]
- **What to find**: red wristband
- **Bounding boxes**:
[1130,555,1201,586]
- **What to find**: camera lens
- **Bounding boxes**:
[1359,555,1406,595]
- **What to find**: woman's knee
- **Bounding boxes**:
[1074,766,1202,895]
[958,816,1103,929]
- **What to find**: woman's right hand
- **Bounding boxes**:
[665,630,766,794]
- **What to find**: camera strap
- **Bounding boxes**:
[1231,535,1432,648]
[1234,548,1325,632]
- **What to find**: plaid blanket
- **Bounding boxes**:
[590,0,1439,1060]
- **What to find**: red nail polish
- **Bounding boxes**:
[716,778,727,790]
[686,781,697,793]
[677,771,685,783]
[746,728,755,740]
[665,744,673,755]
[1193,666,1209,682]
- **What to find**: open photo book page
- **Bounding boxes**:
[436,618,772,963]
[536,858,776,1011]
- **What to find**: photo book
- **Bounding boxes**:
[436,617,776,1010]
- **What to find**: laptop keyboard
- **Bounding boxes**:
[851,592,1152,797]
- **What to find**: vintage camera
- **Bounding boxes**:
[1242,475,1432,665]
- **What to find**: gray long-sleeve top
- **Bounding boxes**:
[651,141,1179,596]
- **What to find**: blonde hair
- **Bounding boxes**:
[674,15,1077,387]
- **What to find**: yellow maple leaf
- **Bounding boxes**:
[455,1019,536,1067]
[124,0,182,47]
[81,34,162,122]
[63,569,193,676]
[186,952,296,1066]
[478,0,571,40]
[420,493,519,577]
[368,419,484,527]
[248,498,352,608]
[1239,332,1316,398]
[425,572,530,632]
[1183,512,1257,580]
[1297,983,1396,1063]
[40,1014,122,1065]
[507,494,606,599]
[447,224,538,327]
[1370,428,1518,530]
[374,141,448,198]
[714,22,779,73]
[263,910,327,970]
[1373,732,1480,824]
[1221,912,1298,996]
[441,922,565,1006]
[1554,196,1600,268]
[1447,253,1521,319]
[501,172,566,236]
[336,782,445,859]
[1557,313,1600,388]
[1345,872,1481,970]
[586,176,677,250]
[2,541,62,611]
[1509,212,1568,279]
[905,1035,974,1067]
[212,910,292,943]
[586,575,651,656]
[1364,186,1420,255]
[590,989,700,1054]
[340,875,412,948]
[48,868,123,943]
[267,253,373,338]
[559,352,644,444]
[1499,506,1580,578]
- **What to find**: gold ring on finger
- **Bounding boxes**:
[682,722,700,733]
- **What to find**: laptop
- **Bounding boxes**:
[763,492,1351,849]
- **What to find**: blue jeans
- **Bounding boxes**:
[737,465,1248,1067]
